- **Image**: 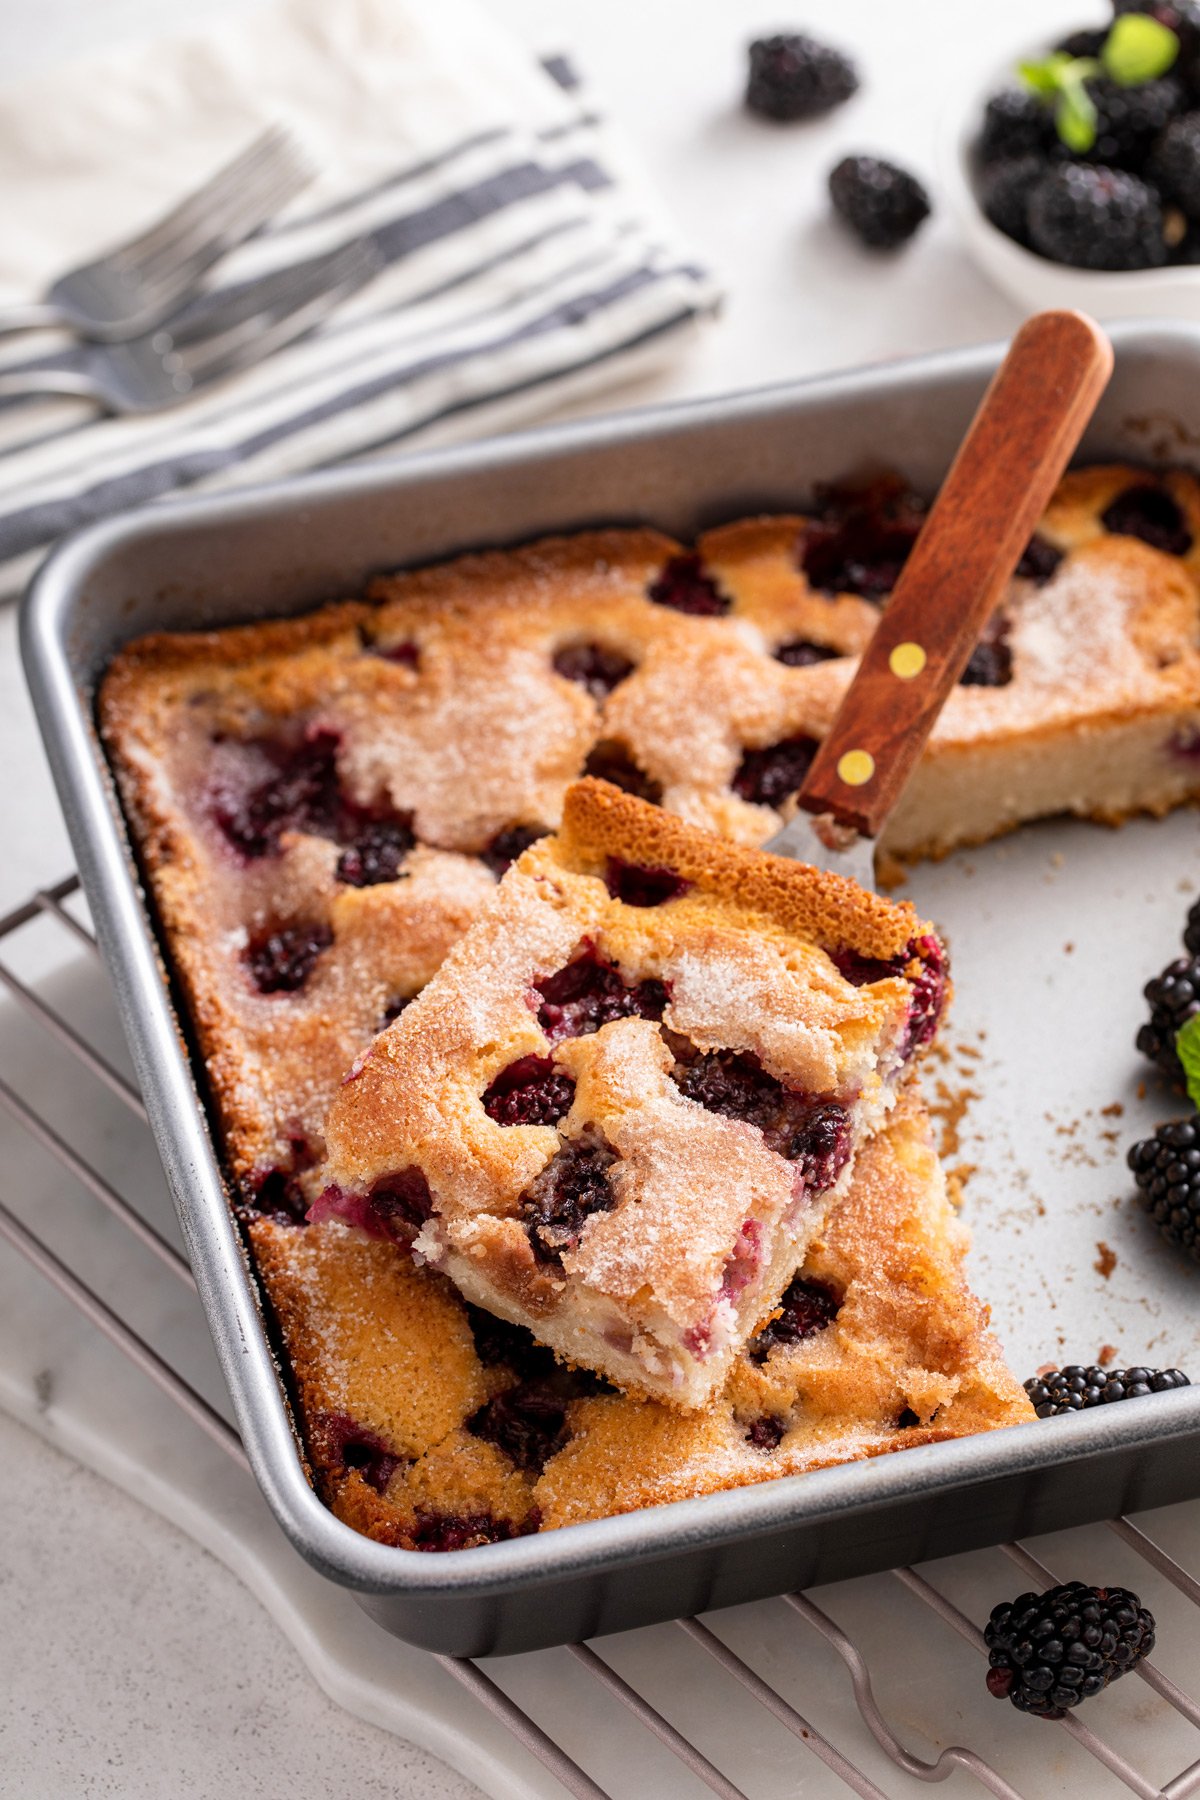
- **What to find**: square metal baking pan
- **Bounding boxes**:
[19,320,1200,1658]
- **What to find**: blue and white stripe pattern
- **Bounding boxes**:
[0,0,720,595]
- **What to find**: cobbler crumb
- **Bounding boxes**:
[1095,1243,1118,1280]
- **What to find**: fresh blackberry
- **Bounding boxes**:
[979,89,1055,164]
[1137,953,1200,1080]
[1028,164,1167,269]
[985,1581,1155,1718]
[1128,1115,1200,1261]
[980,155,1048,246]
[828,156,931,249]
[1025,1364,1190,1416]
[1185,896,1200,954]
[745,33,859,122]
[1150,113,1200,217]
[1083,74,1186,168]
[1056,27,1109,57]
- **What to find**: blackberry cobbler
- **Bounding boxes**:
[97,463,1196,1537]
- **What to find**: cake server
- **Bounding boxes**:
[766,307,1114,888]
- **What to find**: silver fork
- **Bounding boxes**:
[0,241,380,414]
[0,127,313,343]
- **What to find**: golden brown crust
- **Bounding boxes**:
[560,777,925,959]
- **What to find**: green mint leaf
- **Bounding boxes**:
[1055,71,1099,152]
[1177,1013,1200,1109]
[1019,52,1074,97]
[1103,13,1180,83]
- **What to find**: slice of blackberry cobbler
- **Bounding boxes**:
[319,777,948,1410]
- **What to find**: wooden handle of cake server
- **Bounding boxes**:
[796,309,1114,839]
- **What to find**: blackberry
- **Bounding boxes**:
[1083,75,1186,168]
[647,554,729,618]
[1128,1115,1200,1260]
[1185,897,1200,954]
[732,734,819,807]
[604,858,690,907]
[985,1581,1155,1717]
[314,1413,404,1494]
[801,473,927,598]
[775,637,841,667]
[335,817,414,887]
[749,1274,839,1363]
[1136,952,1200,1080]
[244,922,332,994]
[1056,27,1110,57]
[466,1382,569,1473]
[583,740,663,804]
[481,1055,575,1127]
[372,638,419,668]
[960,613,1013,687]
[1025,1364,1189,1416]
[1016,534,1065,584]
[979,89,1055,164]
[980,155,1049,247]
[1028,164,1167,269]
[1149,113,1200,218]
[745,33,859,122]
[521,1134,618,1264]
[828,156,931,250]
[212,729,340,860]
[1102,481,1194,553]
[410,1511,523,1552]
[479,823,547,878]
[535,949,667,1042]
[552,640,636,702]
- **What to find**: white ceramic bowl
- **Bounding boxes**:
[941,49,1200,317]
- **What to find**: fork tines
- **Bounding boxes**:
[107,127,313,304]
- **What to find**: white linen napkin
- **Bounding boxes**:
[0,0,721,595]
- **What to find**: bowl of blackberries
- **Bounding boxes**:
[946,1,1200,311]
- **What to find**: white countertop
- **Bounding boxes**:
[0,0,1100,1794]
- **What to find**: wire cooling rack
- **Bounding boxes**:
[3,875,1200,1800]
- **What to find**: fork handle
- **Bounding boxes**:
[0,301,68,338]
[0,368,103,406]
[796,309,1113,839]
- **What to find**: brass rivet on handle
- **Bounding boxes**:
[837,749,875,788]
[889,641,927,680]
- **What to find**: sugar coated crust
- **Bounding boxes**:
[558,777,922,957]
[250,1089,1033,1548]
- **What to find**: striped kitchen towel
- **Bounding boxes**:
[0,0,720,596]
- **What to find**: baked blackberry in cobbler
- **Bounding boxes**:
[320,779,948,1409]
